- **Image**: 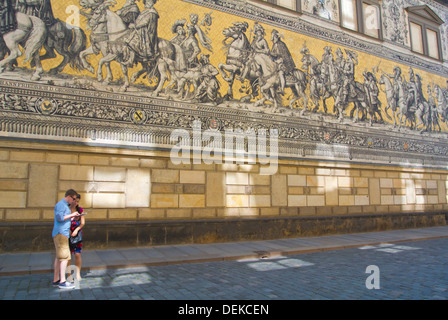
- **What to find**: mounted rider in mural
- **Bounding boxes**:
[16,0,55,26]
[0,0,17,71]
[12,0,87,75]
[0,0,17,35]
[341,50,360,102]
[125,0,159,66]
[270,29,296,95]
[406,68,429,131]
[238,22,270,81]
[363,71,383,125]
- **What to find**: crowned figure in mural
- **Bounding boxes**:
[405,67,428,131]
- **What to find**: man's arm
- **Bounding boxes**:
[55,202,78,222]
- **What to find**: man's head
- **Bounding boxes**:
[64,189,78,205]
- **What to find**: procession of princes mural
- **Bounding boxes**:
[1,0,448,134]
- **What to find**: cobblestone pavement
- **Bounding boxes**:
[1,238,447,302]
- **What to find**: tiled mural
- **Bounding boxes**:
[1,0,448,166]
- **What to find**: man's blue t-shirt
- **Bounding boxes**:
[52,198,71,238]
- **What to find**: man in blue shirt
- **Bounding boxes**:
[52,189,80,289]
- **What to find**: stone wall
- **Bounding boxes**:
[1,0,448,252]
[0,140,446,252]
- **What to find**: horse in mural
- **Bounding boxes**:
[246,50,308,113]
[218,22,260,102]
[378,73,396,122]
[218,22,307,110]
[434,84,448,125]
[39,19,88,75]
[0,11,47,81]
[380,74,416,131]
[79,0,187,95]
[79,0,129,86]
[18,0,88,75]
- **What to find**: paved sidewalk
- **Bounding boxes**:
[1,225,448,276]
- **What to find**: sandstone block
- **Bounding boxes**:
[180,170,205,184]
[179,194,205,208]
[59,165,94,181]
[151,169,179,183]
[151,194,178,208]
[0,162,28,179]
[28,164,58,207]
[0,191,26,208]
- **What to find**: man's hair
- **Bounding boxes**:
[65,189,78,197]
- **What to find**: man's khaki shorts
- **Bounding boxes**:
[53,234,71,261]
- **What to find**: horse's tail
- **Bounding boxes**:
[68,26,88,71]
[23,16,47,63]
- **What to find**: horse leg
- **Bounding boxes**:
[269,87,278,111]
[30,51,43,81]
[40,43,57,61]
[0,46,21,72]
[79,46,95,74]
[152,61,167,97]
[322,96,329,114]
[0,32,25,73]
[337,103,345,122]
[97,53,116,83]
[297,84,308,114]
[119,63,129,92]
[131,65,146,83]
[175,78,187,99]
[50,50,70,75]
[218,63,237,100]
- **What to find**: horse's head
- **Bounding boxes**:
[85,0,118,28]
[222,26,239,40]
[223,22,248,40]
